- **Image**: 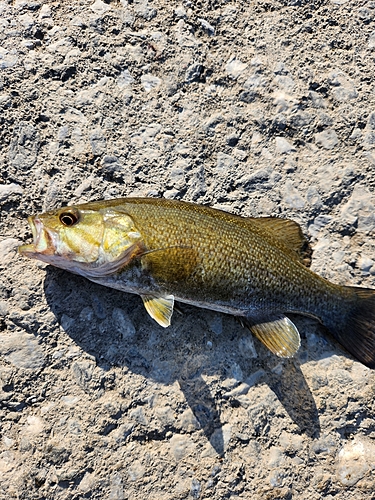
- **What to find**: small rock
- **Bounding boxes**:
[0,47,18,69]
[112,308,136,338]
[78,472,96,493]
[311,435,337,456]
[90,128,106,155]
[283,181,305,209]
[328,71,358,101]
[91,0,110,15]
[268,447,285,467]
[109,472,124,500]
[216,152,235,172]
[340,186,375,232]
[225,56,248,78]
[190,478,201,499]
[170,434,195,461]
[0,331,46,370]
[185,63,204,84]
[0,239,21,262]
[61,395,80,406]
[201,424,231,457]
[38,4,52,19]
[19,13,34,30]
[358,254,374,273]
[315,129,339,149]
[177,409,200,433]
[117,69,134,88]
[128,460,145,481]
[337,437,375,486]
[22,416,45,435]
[198,18,215,36]
[275,137,294,153]
[141,74,161,92]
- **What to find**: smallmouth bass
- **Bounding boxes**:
[19,197,375,368]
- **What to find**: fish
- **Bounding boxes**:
[18,197,375,368]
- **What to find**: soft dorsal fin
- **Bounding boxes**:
[245,315,301,358]
[141,294,175,327]
[248,217,312,267]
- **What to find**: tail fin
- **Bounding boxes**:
[326,287,375,368]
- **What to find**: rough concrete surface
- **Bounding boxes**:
[1,0,375,498]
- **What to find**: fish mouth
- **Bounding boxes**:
[18,216,56,258]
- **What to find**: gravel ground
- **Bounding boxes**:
[1,0,375,498]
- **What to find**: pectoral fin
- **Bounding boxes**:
[141,294,175,327]
[246,315,301,358]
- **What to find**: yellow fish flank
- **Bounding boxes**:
[19,197,375,368]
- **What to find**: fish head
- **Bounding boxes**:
[18,205,142,276]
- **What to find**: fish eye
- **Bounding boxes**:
[59,211,79,227]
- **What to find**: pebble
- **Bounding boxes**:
[9,122,39,170]
[340,186,375,232]
[358,254,374,273]
[268,447,285,467]
[22,415,45,436]
[141,73,161,92]
[283,181,305,209]
[117,69,134,88]
[91,0,110,15]
[109,472,124,500]
[38,4,52,19]
[225,56,248,78]
[275,137,294,154]
[78,472,96,493]
[216,152,235,173]
[128,460,145,482]
[311,435,337,456]
[314,129,339,149]
[170,434,195,461]
[111,308,136,338]
[199,18,215,36]
[0,47,18,69]
[190,478,201,499]
[337,437,375,486]
[0,239,21,263]
[0,331,46,370]
[177,409,200,432]
[61,395,80,406]
[185,63,204,84]
[328,71,358,101]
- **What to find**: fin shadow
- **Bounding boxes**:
[266,357,320,439]
[42,267,321,447]
[178,364,224,455]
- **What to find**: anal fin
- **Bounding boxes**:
[141,294,175,327]
[246,315,301,358]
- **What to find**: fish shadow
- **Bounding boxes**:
[42,267,321,453]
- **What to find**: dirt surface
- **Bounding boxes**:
[1,0,375,498]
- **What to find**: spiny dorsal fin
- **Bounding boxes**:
[245,315,301,358]
[141,294,174,327]
[249,218,312,267]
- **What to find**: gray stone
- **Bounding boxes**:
[275,137,294,153]
[0,331,46,370]
[283,181,305,209]
[225,56,248,78]
[141,73,161,92]
[337,437,375,486]
[315,129,339,149]
[117,69,134,88]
